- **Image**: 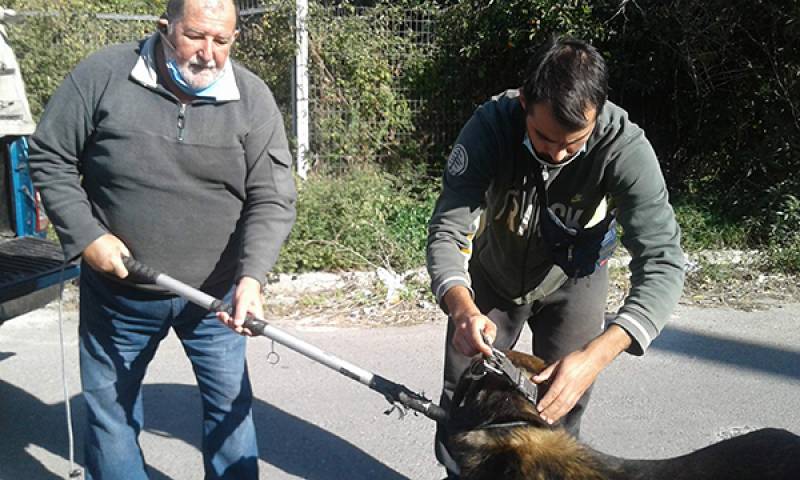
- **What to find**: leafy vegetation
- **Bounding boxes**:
[672,200,753,252]
[424,0,799,272]
[5,0,799,273]
[305,1,436,173]
[273,166,438,273]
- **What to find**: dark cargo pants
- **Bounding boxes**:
[435,259,609,477]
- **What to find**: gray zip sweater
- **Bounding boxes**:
[29,34,297,291]
[427,90,684,354]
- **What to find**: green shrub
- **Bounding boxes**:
[759,192,800,273]
[5,0,165,14]
[673,201,752,251]
[306,1,434,172]
[762,191,800,246]
[7,1,294,120]
[233,0,295,115]
[762,233,800,274]
[9,7,155,118]
[673,190,800,272]
[430,0,604,108]
[596,0,800,230]
[274,166,437,273]
[11,1,799,274]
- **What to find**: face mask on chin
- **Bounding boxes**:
[159,30,224,97]
[523,133,586,168]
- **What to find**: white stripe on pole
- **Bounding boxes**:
[294,0,310,179]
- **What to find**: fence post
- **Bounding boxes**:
[294,0,310,179]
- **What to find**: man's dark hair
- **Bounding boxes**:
[166,0,240,27]
[521,36,608,131]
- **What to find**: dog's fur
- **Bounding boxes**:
[446,351,800,480]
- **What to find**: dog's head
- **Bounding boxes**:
[446,351,608,480]
[447,351,550,433]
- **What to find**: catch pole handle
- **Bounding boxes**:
[212,299,270,336]
[121,255,270,335]
[122,255,159,284]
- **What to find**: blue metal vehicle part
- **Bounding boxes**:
[1,136,79,311]
[8,136,44,238]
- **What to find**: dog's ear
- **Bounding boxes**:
[505,350,548,376]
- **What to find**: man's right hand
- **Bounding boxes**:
[452,312,497,357]
[444,285,497,357]
[82,233,131,279]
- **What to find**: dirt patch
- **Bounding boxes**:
[54,250,800,328]
[263,268,442,328]
[264,250,800,327]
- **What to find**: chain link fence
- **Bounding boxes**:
[305,3,443,174]
[8,1,458,174]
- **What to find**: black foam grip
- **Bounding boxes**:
[214,303,268,335]
[122,256,159,284]
[242,314,268,335]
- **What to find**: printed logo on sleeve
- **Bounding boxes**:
[447,144,469,177]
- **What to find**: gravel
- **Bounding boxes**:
[52,250,799,328]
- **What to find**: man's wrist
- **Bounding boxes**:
[237,275,263,291]
[443,285,481,323]
[587,324,632,365]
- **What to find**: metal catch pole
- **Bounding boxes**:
[122,257,446,423]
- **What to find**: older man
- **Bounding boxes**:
[29,0,296,478]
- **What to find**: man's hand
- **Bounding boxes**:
[444,286,496,357]
[452,312,497,357]
[82,233,130,278]
[532,348,605,425]
[533,324,632,425]
[217,276,264,336]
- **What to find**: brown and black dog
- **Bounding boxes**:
[446,351,800,480]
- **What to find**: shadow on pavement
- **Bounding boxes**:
[652,326,800,381]
[0,378,88,480]
[143,383,410,480]
[255,401,412,479]
[0,379,409,480]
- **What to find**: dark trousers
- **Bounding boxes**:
[435,259,609,476]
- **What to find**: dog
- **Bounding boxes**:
[445,350,800,480]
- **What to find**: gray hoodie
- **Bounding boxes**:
[427,90,684,354]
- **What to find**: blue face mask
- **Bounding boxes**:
[160,31,224,97]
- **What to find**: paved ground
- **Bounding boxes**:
[1,301,799,479]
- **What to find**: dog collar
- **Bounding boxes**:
[471,345,540,407]
[475,420,534,431]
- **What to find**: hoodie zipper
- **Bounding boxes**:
[177,104,187,142]
[519,165,550,297]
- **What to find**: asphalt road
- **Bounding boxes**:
[1,301,799,479]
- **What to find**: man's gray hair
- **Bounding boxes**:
[165,0,240,23]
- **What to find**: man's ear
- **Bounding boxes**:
[518,92,527,112]
[157,17,169,34]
